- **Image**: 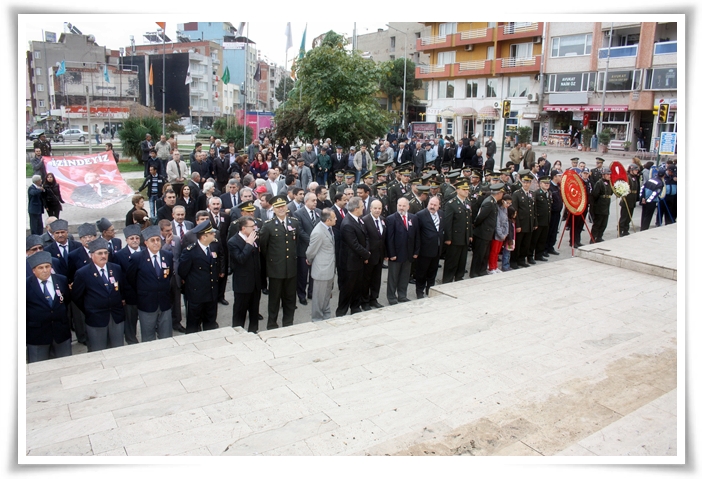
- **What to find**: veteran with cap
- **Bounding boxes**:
[114,224,144,343]
[71,238,126,352]
[126,225,174,341]
[97,217,121,262]
[179,220,220,333]
[26,251,72,362]
[259,195,301,329]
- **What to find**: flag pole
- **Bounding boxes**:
[244,22,249,150]
[162,27,166,136]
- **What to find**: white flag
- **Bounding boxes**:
[285,22,293,50]
[185,64,192,85]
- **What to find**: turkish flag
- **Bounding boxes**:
[583,113,589,127]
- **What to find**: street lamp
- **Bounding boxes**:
[385,24,408,130]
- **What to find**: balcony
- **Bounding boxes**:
[494,55,541,74]
[598,44,638,59]
[416,34,452,52]
[654,41,677,55]
[453,60,492,77]
[416,63,452,79]
[497,22,543,41]
[454,27,493,46]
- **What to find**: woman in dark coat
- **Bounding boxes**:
[42,173,64,218]
[177,184,198,224]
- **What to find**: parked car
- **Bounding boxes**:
[28,129,45,141]
[184,125,200,134]
[56,129,86,142]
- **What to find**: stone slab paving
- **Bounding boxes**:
[23,227,679,459]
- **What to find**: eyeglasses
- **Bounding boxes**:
[28,246,43,252]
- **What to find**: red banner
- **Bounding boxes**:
[43,151,133,209]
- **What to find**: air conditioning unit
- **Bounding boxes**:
[533,36,542,44]
[527,93,538,102]
[464,44,474,52]
[493,101,501,109]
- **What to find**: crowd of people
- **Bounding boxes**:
[26,129,678,362]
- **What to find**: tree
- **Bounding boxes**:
[212,118,228,137]
[275,30,392,147]
[118,116,162,163]
[224,125,254,151]
[165,109,185,135]
[378,58,423,111]
[275,77,295,103]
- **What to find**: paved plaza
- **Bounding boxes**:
[24,225,679,459]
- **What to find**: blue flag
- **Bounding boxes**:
[103,65,110,83]
[55,61,66,77]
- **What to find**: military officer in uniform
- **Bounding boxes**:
[590,167,613,243]
[376,182,390,218]
[511,172,537,269]
[590,157,605,185]
[328,170,346,200]
[259,195,301,329]
[530,176,553,261]
[387,167,412,215]
[619,164,640,236]
[405,179,425,214]
[178,221,219,333]
[442,179,473,283]
[470,183,504,278]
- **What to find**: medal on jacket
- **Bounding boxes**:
[211,252,217,259]
[109,270,119,291]
[162,261,169,278]
[54,284,64,303]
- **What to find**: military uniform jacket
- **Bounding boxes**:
[26,273,72,346]
[590,167,604,186]
[404,193,424,215]
[512,188,536,232]
[473,196,498,241]
[534,188,552,226]
[259,216,300,279]
[621,174,640,208]
[178,242,218,303]
[379,195,390,218]
[328,181,345,200]
[388,182,410,215]
[591,179,613,216]
[72,262,126,327]
[443,197,473,246]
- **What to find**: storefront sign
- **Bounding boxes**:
[556,74,582,92]
[223,42,246,50]
[604,71,633,91]
[659,132,677,155]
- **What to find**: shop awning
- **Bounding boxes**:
[543,105,629,112]
[478,106,500,119]
[453,107,478,117]
[439,108,456,118]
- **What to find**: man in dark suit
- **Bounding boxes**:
[470,183,503,278]
[330,146,347,179]
[336,196,371,316]
[70,172,122,206]
[26,252,72,362]
[229,187,262,221]
[126,225,174,341]
[331,193,348,287]
[206,196,231,305]
[141,133,153,177]
[395,142,411,166]
[178,220,219,333]
[96,218,121,262]
[259,195,301,329]
[387,167,412,216]
[512,172,537,268]
[220,179,241,215]
[171,206,194,243]
[228,216,262,333]
[113,225,144,343]
[44,219,80,278]
[71,238,126,352]
[156,190,178,222]
[212,147,231,192]
[361,199,386,310]
[293,192,320,305]
[546,170,563,256]
[415,196,444,298]
[412,140,426,175]
[531,176,553,261]
[453,139,464,169]
[385,197,419,304]
[28,175,45,235]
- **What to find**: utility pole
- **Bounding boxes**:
[86,86,92,154]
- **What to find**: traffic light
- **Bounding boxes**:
[652,104,659,116]
[502,100,511,119]
[658,103,669,123]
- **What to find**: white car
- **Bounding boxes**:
[56,128,86,142]
[184,125,200,134]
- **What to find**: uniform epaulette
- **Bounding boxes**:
[265,218,275,223]
[186,244,194,250]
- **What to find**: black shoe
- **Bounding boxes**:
[517,260,530,268]
[542,252,549,258]
[382,263,388,269]
[350,308,362,315]
[510,262,520,270]
[477,271,488,277]
[576,242,584,247]
[535,256,548,262]
[416,292,425,299]
[409,278,416,284]
[398,298,410,303]
[261,288,269,295]
[361,304,372,311]
[527,258,537,265]
[257,314,263,320]
[547,249,560,255]
[299,297,308,305]
[174,324,186,333]
[219,299,229,306]
[369,300,384,308]
[307,294,313,300]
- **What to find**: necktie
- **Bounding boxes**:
[42,280,52,305]
[310,210,315,223]
[108,241,113,254]
[93,185,99,194]
[328,227,334,243]
[206,246,211,259]
[176,162,181,177]
[433,213,440,231]
[60,244,68,265]
[403,214,407,229]
[153,254,161,277]
[179,223,185,240]
[340,209,345,218]
[375,218,381,234]
[100,268,110,291]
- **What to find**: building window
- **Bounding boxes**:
[446,118,454,135]
[644,67,677,90]
[510,42,533,59]
[488,22,497,28]
[466,80,478,98]
[486,78,498,97]
[38,100,45,107]
[600,112,631,141]
[35,67,41,76]
[36,84,44,92]
[597,70,642,91]
[390,36,396,51]
[508,76,530,97]
[483,119,496,139]
[437,51,455,66]
[486,46,494,60]
[546,72,597,92]
[550,34,592,57]
[438,23,457,37]
[390,55,395,61]
[34,51,40,59]
[438,80,454,98]
[415,32,421,39]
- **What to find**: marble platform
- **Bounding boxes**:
[23,225,679,460]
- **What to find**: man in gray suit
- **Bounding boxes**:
[158,219,184,332]
[171,206,194,242]
[293,192,321,305]
[306,208,337,321]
